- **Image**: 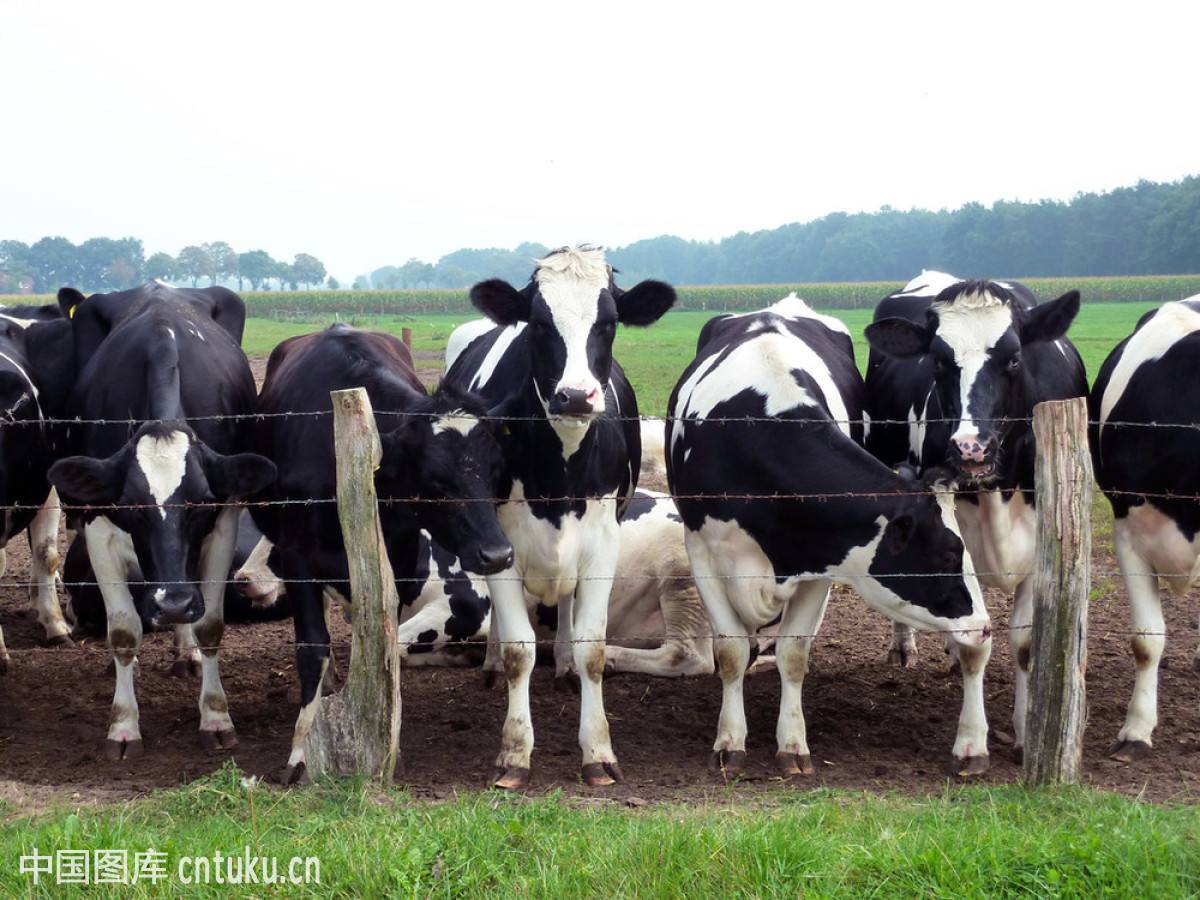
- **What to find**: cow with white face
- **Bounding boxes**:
[668,294,994,777]
[47,285,275,760]
[864,272,1086,758]
[1090,296,1200,762]
[444,245,675,789]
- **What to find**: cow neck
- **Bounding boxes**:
[146,322,184,423]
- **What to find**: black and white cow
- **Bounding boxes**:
[863,271,1085,757]
[46,285,274,760]
[1090,296,1200,762]
[0,303,76,663]
[251,325,513,784]
[444,245,675,788]
[668,294,994,776]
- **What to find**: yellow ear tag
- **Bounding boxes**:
[68,304,77,319]
[374,463,381,473]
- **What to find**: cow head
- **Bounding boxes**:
[377,384,513,576]
[48,423,276,627]
[865,280,1079,481]
[469,246,675,422]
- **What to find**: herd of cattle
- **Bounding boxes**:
[0,246,1197,789]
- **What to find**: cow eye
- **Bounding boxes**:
[1007,354,1021,371]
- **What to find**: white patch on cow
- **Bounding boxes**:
[235,535,283,605]
[933,291,1014,443]
[861,410,871,441]
[446,318,499,370]
[678,330,851,436]
[1099,299,1200,435]
[165,327,175,341]
[431,410,480,437]
[469,322,526,391]
[953,490,1035,595]
[135,431,191,520]
[0,350,42,418]
[0,313,38,329]
[534,247,609,406]
[153,587,166,603]
[898,270,961,298]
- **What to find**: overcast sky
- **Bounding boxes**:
[5,1,1199,280]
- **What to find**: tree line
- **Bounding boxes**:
[0,239,332,295]
[364,176,1200,288]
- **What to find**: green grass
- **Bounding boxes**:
[1,764,1197,897]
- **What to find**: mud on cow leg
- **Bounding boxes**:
[887,621,918,668]
[950,636,991,776]
[1109,533,1165,764]
[171,625,203,678]
[774,580,829,779]
[29,490,73,646]
[196,506,239,752]
[488,574,535,790]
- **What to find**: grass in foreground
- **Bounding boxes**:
[1,765,1197,897]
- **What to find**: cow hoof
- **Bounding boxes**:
[199,729,239,753]
[953,754,990,776]
[581,762,624,786]
[279,762,310,787]
[105,738,144,761]
[886,649,915,668]
[1108,739,1152,764]
[775,752,814,777]
[554,673,581,694]
[45,633,76,649]
[708,749,747,778]
[492,766,531,790]
[170,659,201,678]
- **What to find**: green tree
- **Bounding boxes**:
[292,253,326,289]
[177,245,213,287]
[28,236,82,291]
[326,276,340,290]
[145,252,178,282]
[203,241,237,287]
[238,250,276,290]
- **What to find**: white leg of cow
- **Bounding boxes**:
[172,625,202,678]
[1111,528,1164,761]
[950,632,991,774]
[573,562,621,786]
[194,507,239,751]
[481,619,502,685]
[28,490,71,644]
[1009,577,1034,757]
[604,581,715,678]
[774,579,830,776]
[488,569,536,789]
[85,518,144,759]
[887,621,917,667]
[554,592,575,685]
[287,656,329,778]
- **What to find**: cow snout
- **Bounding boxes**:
[235,569,280,607]
[550,386,600,417]
[475,542,515,575]
[950,434,997,471]
[151,588,203,626]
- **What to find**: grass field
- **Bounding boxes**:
[1,764,1197,897]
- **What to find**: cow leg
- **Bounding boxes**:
[85,518,144,760]
[488,569,535,789]
[481,620,502,687]
[887,621,917,667]
[1110,530,1163,762]
[0,624,8,674]
[573,565,621,786]
[28,490,72,645]
[171,625,202,677]
[1009,577,1034,759]
[282,576,330,786]
[604,582,715,677]
[553,593,578,691]
[195,507,238,751]
[949,633,992,774]
[774,579,830,777]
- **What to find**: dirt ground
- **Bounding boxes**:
[1,356,1197,809]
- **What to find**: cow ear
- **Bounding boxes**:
[614,280,676,326]
[57,287,87,319]
[883,513,916,555]
[1019,290,1080,344]
[203,450,277,501]
[48,456,123,508]
[379,419,428,481]
[865,317,932,359]
[470,280,531,325]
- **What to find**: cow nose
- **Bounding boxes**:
[551,388,595,416]
[952,434,992,463]
[476,543,514,575]
[152,588,203,625]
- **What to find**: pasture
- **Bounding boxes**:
[1,295,1199,896]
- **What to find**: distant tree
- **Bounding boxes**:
[398,258,435,287]
[274,259,298,291]
[352,276,370,290]
[145,252,178,282]
[292,253,326,289]
[177,245,213,287]
[0,240,34,293]
[237,250,275,290]
[203,241,237,287]
[28,236,82,292]
[326,276,340,290]
[370,265,400,289]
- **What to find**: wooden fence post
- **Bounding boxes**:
[305,387,402,781]
[401,327,413,350]
[1024,397,1092,784]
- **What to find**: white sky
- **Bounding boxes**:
[4,1,1199,280]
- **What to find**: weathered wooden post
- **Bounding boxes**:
[401,327,413,350]
[305,387,402,781]
[1024,397,1091,784]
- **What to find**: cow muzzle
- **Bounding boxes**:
[549,386,601,418]
[949,434,997,479]
[472,542,515,576]
[150,587,203,626]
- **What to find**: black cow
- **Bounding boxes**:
[47,286,274,760]
[444,245,675,789]
[251,325,512,784]
[863,270,1085,758]
[0,303,76,666]
[1090,296,1200,762]
[667,294,994,776]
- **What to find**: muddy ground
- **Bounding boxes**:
[0,355,1197,809]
